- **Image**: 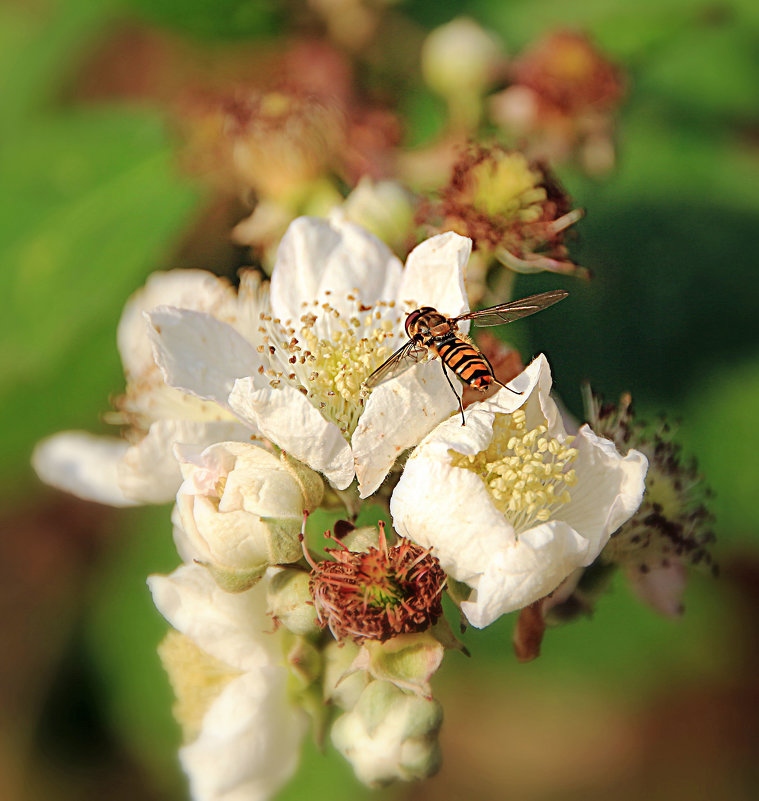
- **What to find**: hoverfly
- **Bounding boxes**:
[364,290,568,424]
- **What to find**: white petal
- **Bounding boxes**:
[32,431,138,507]
[558,426,648,561]
[118,270,235,381]
[353,361,458,498]
[460,520,591,628]
[148,564,276,670]
[391,436,512,583]
[397,232,471,321]
[147,308,264,407]
[270,217,403,322]
[181,669,305,801]
[473,353,550,418]
[118,420,252,504]
[389,354,634,628]
[229,378,354,489]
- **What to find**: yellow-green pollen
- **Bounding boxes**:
[258,293,403,439]
[451,408,578,533]
[469,152,547,222]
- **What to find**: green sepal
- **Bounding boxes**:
[280,452,324,513]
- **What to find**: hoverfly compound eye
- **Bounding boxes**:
[405,306,436,337]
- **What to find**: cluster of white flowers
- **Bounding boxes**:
[33,214,648,800]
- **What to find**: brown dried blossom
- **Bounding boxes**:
[588,391,717,615]
[308,522,446,643]
[490,31,625,174]
[418,143,588,278]
[511,30,624,117]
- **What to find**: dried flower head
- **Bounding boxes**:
[308,522,446,643]
[511,30,623,117]
[490,31,625,174]
[179,86,345,201]
[587,391,717,614]
[419,144,588,278]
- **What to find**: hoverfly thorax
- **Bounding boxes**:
[405,307,451,342]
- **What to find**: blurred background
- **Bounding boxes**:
[2,0,758,799]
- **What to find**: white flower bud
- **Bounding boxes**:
[340,178,415,254]
[421,17,504,97]
[267,567,319,636]
[174,441,308,590]
[331,680,442,786]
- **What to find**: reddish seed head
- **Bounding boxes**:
[309,522,447,643]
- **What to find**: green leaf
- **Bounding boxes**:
[0,0,115,127]
[124,0,280,39]
[84,504,185,795]
[680,358,759,544]
[0,107,202,495]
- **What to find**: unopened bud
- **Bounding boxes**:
[351,633,444,698]
[323,640,369,711]
[340,179,415,254]
[421,18,504,98]
[331,680,442,786]
[173,442,307,591]
[267,567,319,636]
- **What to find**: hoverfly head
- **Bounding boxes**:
[405,306,439,338]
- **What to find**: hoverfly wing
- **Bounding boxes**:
[455,289,568,327]
[364,339,428,388]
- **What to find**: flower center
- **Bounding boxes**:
[451,408,578,533]
[468,152,547,222]
[308,524,447,643]
[259,293,403,439]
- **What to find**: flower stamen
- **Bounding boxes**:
[451,409,578,533]
[260,293,405,438]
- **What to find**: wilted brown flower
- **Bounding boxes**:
[589,391,717,616]
[490,31,625,174]
[308,522,446,643]
[419,143,588,278]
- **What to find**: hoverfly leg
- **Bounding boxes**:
[441,363,466,425]
[494,379,524,396]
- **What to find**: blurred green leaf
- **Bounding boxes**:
[1,109,201,385]
[466,568,731,688]
[0,0,115,128]
[680,357,759,544]
[85,504,185,797]
[125,0,280,39]
[0,108,202,493]
[635,23,759,119]
[473,0,759,56]
[398,85,448,147]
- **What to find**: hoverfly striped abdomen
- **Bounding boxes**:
[435,337,493,390]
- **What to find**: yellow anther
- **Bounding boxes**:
[450,410,578,534]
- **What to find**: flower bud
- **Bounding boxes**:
[331,680,443,786]
[351,633,444,698]
[174,442,314,591]
[267,567,319,636]
[340,178,415,254]
[323,640,369,711]
[421,18,504,98]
